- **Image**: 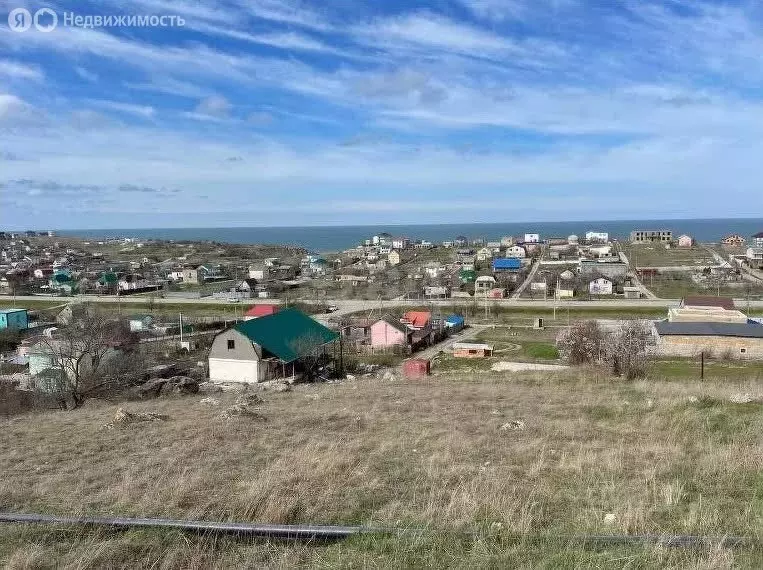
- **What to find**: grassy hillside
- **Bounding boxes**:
[2,370,763,567]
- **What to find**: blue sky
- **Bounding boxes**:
[1,0,763,229]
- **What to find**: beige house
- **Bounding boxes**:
[388,250,401,266]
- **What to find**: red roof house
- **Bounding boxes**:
[401,311,431,329]
[244,304,280,320]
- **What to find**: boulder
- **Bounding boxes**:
[197,382,223,395]
[137,378,168,399]
[103,407,169,429]
[168,376,199,395]
[200,397,221,406]
[236,393,264,406]
[499,420,525,431]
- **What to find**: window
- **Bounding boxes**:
[740,348,746,354]
[227,339,235,350]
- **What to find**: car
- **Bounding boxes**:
[326,304,338,313]
[227,298,240,303]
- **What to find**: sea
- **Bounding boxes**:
[59,218,763,253]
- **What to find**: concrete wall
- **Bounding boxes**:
[656,335,763,360]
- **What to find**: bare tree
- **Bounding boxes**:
[288,332,332,381]
[605,320,652,380]
[36,305,138,408]
[556,320,605,365]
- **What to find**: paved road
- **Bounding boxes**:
[5,294,763,314]
[511,258,540,299]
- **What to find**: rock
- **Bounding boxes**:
[137,378,168,399]
[235,393,263,406]
[197,382,223,395]
[272,382,291,393]
[218,403,266,421]
[603,513,616,524]
[104,407,168,429]
[688,396,699,403]
[171,377,199,395]
[200,397,221,406]
[345,374,356,381]
[218,383,249,393]
[499,420,525,431]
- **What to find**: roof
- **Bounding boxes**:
[453,342,493,351]
[234,308,338,363]
[375,316,408,334]
[244,304,280,318]
[402,311,431,328]
[445,314,465,325]
[493,258,521,270]
[655,321,763,339]
[682,295,735,310]
[0,308,26,315]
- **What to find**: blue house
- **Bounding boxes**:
[445,314,465,332]
[0,308,29,330]
[492,258,522,272]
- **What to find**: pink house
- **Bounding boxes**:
[677,234,693,247]
[370,317,410,348]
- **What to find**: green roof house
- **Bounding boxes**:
[208,308,339,384]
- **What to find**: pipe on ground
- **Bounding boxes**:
[0,512,753,548]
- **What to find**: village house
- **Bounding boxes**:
[754,232,763,248]
[589,277,614,295]
[208,308,338,383]
[392,237,410,250]
[492,258,522,273]
[388,250,401,266]
[746,247,763,269]
[248,263,271,280]
[336,273,369,284]
[474,275,497,294]
[423,262,443,279]
[677,234,694,247]
[505,245,526,258]
[721,234,746,247]
[452,342,493,358]
[370,317,411,349]
[623,286,641,299]
[530,279,548,294]
[235,278,259,293]
[524,233,540,243]
[476,247,494,261]
[585,231,609,243]
[242,304,280,320]
[500,236,514,247]
[182,265,210,285]
[568,234,579,246]
[423,285,450,300]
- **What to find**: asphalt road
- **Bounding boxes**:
[5,294,763,315]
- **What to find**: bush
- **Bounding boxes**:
[556,321,604,365]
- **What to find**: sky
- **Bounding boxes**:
[1,0,763,229]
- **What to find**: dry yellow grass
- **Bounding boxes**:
[2,369,763,567]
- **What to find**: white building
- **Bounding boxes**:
[585,231,609,243]
[524,233,540,243]
[506,245,527,258]
[589,277,613,295]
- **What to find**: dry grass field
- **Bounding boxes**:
[2,369,763,568]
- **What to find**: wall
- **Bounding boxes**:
[656,335,763,360]
[370,321,406,348]
[208,329,264,383]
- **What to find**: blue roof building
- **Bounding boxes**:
[0,308,28,330]
[493,258,521,271]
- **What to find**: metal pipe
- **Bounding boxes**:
[0,513,383,541]
[0,513,754,548]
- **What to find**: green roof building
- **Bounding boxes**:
[208,308,339,384]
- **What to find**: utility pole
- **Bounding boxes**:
[179,312,183,344]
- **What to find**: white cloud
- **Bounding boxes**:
[194,95,232,118]
[89,100,156,119]
[0,59,43,81]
